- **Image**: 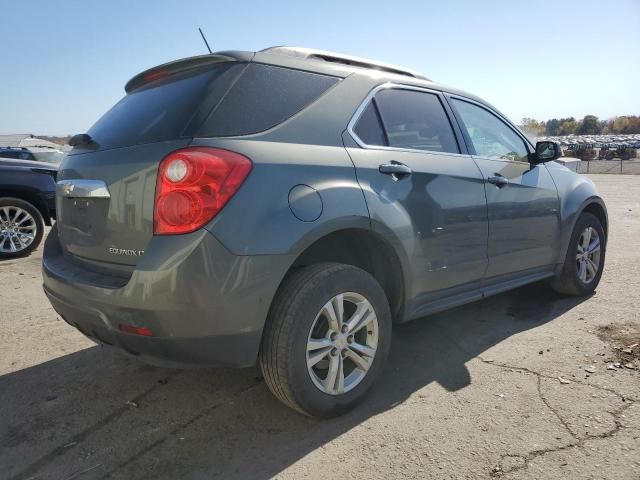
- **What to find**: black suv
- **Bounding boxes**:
[0,157,57,258]
[0,146,66,165]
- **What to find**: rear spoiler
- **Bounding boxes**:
[124,53,251,93]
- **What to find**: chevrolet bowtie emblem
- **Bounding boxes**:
[61,181,75,195]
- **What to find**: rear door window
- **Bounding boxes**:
[199,64,340,137]
[353,89,459,154]
[375,89,459,154]
[87,64,236,149]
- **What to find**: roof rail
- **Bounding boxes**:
[260,46,430,81]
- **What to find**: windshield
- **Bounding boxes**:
[31,150,66,164]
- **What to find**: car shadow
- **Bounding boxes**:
[1,282,589,480]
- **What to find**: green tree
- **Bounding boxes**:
[545,118,561,136]
[519,118,545,137]
[576,115,602,135]
[611,116,640,134]
[612,117,629,133]
[558,117,578,135]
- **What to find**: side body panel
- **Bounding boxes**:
[471,160,561,277]
[344,145,488,315]
[193,139,371,256]
[442,92,562,279]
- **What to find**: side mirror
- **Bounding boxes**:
[532,141,562,165]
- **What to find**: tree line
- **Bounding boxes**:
[519,115,640,137]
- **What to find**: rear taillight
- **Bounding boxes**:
[154,147,252,235]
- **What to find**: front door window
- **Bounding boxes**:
[451,99,529,162]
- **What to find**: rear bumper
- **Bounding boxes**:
[42,226,293,368]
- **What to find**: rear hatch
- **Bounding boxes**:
[57,59,246,269]
[56,54,341,272]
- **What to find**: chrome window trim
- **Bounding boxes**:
[346,82,468,157]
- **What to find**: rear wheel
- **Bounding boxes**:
[0,198,44,259]
[259,263,392,418]
[550,212,605,295]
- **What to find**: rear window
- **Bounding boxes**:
[87,65,236,149]
[199,64,339,137]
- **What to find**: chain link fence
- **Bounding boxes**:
[577,157,640,175]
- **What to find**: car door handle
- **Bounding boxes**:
[379,161,412,181]
[487,173,508,188]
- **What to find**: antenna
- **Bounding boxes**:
[198,27,213,54]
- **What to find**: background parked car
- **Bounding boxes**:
[0,157,57,258]
[0,146,66,165]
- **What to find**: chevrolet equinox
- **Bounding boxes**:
[43,47,608,417]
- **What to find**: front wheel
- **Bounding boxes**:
[259,263,392,418]
[0,198,44,259]
[550,212,606,295]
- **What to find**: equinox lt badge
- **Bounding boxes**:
[109,247,145,257]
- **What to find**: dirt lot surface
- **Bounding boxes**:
[1,174,638,480]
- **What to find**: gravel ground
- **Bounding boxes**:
[1,174,638,480]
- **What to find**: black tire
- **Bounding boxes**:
[0,197,44,259]
[550,212,606,295]
[259,263,392,418]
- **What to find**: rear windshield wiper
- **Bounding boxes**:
[68,133,96,147]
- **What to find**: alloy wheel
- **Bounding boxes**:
[576,226,601,284]
[0,206,37,254]
[306,292,379,395]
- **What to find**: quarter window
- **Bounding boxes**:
[353,101,386,146]
[451,99,529,162]
[201,64,340,137]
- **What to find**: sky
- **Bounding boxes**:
[1,0,639,135]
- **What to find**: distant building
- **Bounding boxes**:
[0,134,71,152]
[0,134,32,147]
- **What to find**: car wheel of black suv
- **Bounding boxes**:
[259,263,392,418]
[550,212,606,296]
[0,197,44,259]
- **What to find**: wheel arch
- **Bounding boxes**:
[558,195,608,268]
[581,199,608,239]
[276,226,410,323]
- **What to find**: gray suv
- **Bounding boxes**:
[43,47,607,417]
